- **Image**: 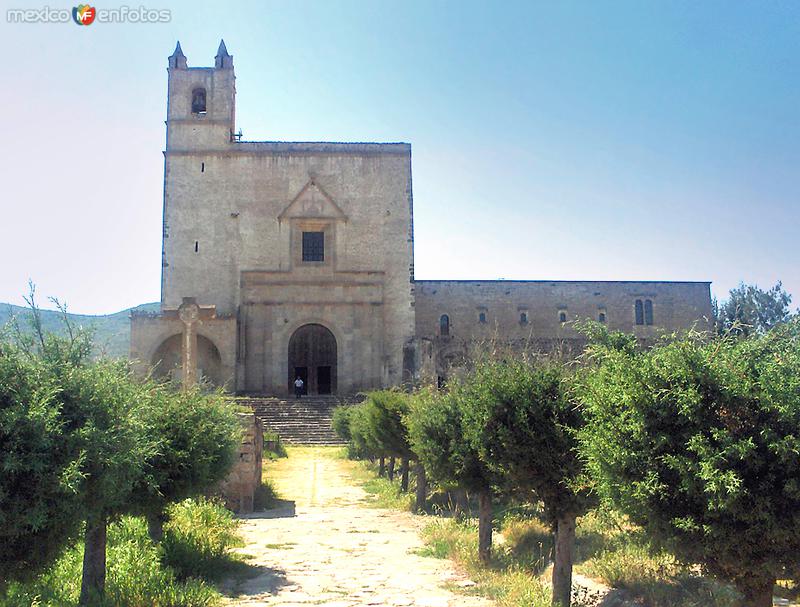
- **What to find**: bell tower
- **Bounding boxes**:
[160,40,238,314]
[165,40,236,151]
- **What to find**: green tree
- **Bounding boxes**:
[133,386,241,542]
[715,281,794,336]
[56,359,158,605]
[0,342,83,588]
[2,291,156,603]
[334,404,391,475]
[577,322,800,607]
[463,359,591,607]
[346,401,383,462]
[2,290,239,605]
[407,386,499,563]
[363,390,415,490]
[332,405,354,444]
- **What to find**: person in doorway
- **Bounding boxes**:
[294,376,304,399]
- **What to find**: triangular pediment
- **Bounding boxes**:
[278,180,347,222]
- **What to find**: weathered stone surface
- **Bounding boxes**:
[130,43,713,397]
[221,448,491,607]
[220,413,263,514]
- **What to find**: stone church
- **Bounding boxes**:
[130,42,713,395]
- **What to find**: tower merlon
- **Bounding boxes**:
[168,41,187,69]
[215,39,233,69]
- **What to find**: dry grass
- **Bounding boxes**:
[419,518,552,607]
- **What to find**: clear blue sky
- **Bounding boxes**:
[1,0,798,314]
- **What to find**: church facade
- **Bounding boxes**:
[130,42,713,395]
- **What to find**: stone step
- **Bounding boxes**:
[234,395,358,446]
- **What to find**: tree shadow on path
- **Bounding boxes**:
[241,499,297,519]
[221,561,292,599]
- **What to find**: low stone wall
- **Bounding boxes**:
[220,413,263,514]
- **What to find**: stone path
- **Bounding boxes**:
[223,447,492,607]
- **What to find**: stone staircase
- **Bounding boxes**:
[236,395,355,445]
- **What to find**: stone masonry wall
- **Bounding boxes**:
[415,280,713,340]
[130,312,237,388]
[159,51,416,394]
[414,280,713,382]
[161,146,415,393]
[220,413,263,514]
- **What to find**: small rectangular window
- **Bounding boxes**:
[302,231,324,262]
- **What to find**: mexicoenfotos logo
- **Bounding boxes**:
[72,5,96,25]
[6,5,171,24]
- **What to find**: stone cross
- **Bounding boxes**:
[178,298,200,388]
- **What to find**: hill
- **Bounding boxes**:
[0,302,160,359]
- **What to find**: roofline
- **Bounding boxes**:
[413,279,712,285]
[235,140,411,146]
[165,141,411,156]
[233,141,410,154]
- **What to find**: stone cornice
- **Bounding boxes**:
[164,141,411,157]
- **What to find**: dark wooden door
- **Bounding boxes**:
[317,366,332,394]
[288,324,337,395]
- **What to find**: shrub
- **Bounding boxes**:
[104,517,220,607]
[262,431,287,459]
[0,342,84,587]
[578,321,800,607]
[134,387,241,542]
[161,498,242,581]
[337,392,415,470]
[331,405,353,443]
[346,401,382,459]
[0,514,221,607]
[362,390,414,460]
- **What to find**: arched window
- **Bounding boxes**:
[635,299,644,325]
[191,88,207,114]
[598,311,606,323]
[559,311,567,323]
[644,299,654,325]
[478,311,487,324]
[520,311,528,324]
[440,314,450,336]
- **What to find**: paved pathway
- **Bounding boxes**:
[223,447,492,607]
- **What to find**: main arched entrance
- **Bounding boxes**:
[287,324,337,395]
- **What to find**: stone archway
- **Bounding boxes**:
[287,324,337,395]
[151,333,224,387]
